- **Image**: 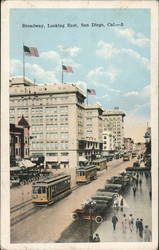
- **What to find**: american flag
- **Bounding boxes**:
[62,65,73,73]
[23,45,39,57]
[87,89,96,95]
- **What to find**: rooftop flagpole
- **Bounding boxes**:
[61,61,64,84]
[23,43,25,83]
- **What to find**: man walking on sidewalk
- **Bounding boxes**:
[122,214,127,233]
[112,214,118,231]
[138,219,144,238]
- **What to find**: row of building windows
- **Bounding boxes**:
[10,96,69,106]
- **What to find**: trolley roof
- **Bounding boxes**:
[76,165,96,171]
[92,158,107,163]
[32,172,70,185]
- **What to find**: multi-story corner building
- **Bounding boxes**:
[10,116,30,166]
[123,137,134,151]
[9,77,88,169]
[78,104,103,162]
[103,130,115,152]
[102,107,126,150]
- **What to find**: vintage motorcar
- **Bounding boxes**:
[103,184,122,194]
[133,161,140,167]
[106,175,130,188]
[72,197,109,222]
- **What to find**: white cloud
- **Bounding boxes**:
[58,45,81,57]
[142,85,150,97]
[124,91,139,97]
[96,41,120,59]
[10,59,22,74]
[114,28,149,47]
[40,50,60,60]
[25,63,59,83]
[87,66,121,82]
[74,81,88,91]
[96,94,108,99]
[123,85,150,98]
[96,41,149,69]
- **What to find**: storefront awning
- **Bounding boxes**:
[79,156,88,162]
[60,156,69,162]
[18,159,36,168]
[45,156,58,162]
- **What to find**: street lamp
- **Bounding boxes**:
[87,200,96,242]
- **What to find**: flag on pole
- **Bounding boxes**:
[87,89,96,95]
[62,65,73,73]
[23,45,39,57]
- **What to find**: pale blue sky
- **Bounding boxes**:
[10,8,150,141]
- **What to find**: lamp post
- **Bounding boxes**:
[87,200,96,242]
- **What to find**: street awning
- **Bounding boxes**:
[79,156,88,162]
[60,156,69,162]
[18,159,36,168]
[45,156,58,162]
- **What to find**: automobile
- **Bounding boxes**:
[133,161,140,167]
[114,153,120,159]
[106,175,130,187]
[72,198,109,222]
[104,184,122,194]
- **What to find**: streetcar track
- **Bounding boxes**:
[11,199,32,213]
[10,159,133,226]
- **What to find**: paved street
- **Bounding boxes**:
[11,158,135,243]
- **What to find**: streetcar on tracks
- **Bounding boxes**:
[123,153,131,161]
[76,165,97,184]
[32,172,71,205]
[92,158,107,171]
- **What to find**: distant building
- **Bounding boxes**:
[102,107,126,150]
[124,137,134,151]
[81,104,103,161]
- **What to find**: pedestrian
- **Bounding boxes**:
[149,189,152,200]
[113,197,119,209]
[138,219,144,238]
[133,185,137,196]
[112,214,118,231]
[136,173,139,179]
[122,214,127,233]
[120,198,124,211]
[135,218,139,233]
[128,214,134,232]
[93,233,100,242]
[139,178,142,186]
[143,225,152,242]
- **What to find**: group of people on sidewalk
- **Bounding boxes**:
[111,213,152,242]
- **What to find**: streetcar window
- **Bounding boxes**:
[33,187,41,194]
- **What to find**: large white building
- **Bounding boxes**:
[9,77,103,168]
[102,107,126,150]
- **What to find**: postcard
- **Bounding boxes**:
[1,1,158,250]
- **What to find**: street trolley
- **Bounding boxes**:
[123,153,131,161]
[92,158,107,171]
[32,172,71,205]
[76,165,97,184]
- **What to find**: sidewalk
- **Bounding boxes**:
[93,172,152,242]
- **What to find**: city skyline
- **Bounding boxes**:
[10,8,150,142]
